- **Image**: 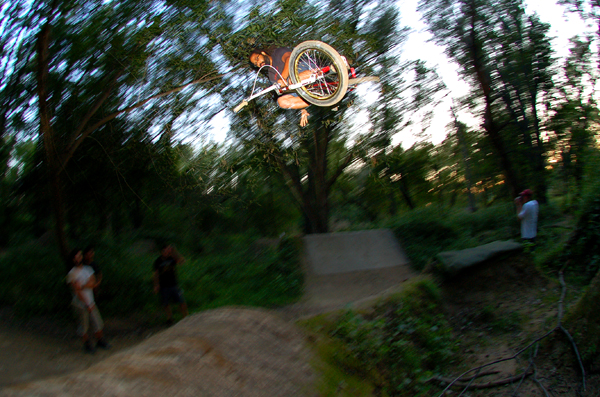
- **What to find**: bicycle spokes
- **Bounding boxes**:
[295,49,343,100]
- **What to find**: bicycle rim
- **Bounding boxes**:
[293,49,343,101]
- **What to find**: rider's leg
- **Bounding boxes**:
[277,94,309,110]
[278,95,310,127]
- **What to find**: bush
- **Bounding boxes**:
[386,205,520,270]
[386,208,459,271]
[304,277,457,396]
[562,183,600,284]
[0,243,70,318]
[180,235,303,310]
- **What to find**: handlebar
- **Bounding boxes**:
[233,101,248,113]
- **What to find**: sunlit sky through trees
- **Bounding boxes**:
[201,0,594,149]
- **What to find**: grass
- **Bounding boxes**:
[303,328,377,397]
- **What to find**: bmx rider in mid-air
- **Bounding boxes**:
[249,47,311,127]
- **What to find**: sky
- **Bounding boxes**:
[204,0,594,147]
[395,0,594,147]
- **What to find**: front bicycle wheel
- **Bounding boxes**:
[289,41,349,107]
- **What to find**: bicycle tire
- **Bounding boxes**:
[289,41,349,107]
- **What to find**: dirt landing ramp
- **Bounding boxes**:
[283,229,416,318]
[0,308,315,397]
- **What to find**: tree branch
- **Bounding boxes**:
[435,268,587,397]
[61,73,224,171]
[68,69,124,152]
[432,370,533,390]
[327,150,355,191]
[559,325,586,391]
[532,363,551,397]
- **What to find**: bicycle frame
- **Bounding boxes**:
[233,46,374,113]
[233,68,332,113]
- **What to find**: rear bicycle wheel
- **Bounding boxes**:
[289,41,349,107]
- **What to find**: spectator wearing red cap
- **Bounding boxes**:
[514,189,539,243]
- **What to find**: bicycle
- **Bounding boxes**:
[233,40,379,113]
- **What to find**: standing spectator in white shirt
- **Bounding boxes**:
[66,248,110,353]
[515,189,539,244]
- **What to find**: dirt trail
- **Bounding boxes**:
[0,310,168,387]
[0,229,415,389]
[0,265,417,388]
[4,232,596,395]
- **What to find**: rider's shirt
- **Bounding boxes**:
[268,47,293,84]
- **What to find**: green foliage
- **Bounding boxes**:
[91,243,156,316]
[564,183,600,283]
[304,278,457,396]
[0,243,70,318]
[305,333,377,396]
[387,200,566,271]
[180,236,304,310]
[537,180,600,284]
[564,270,600,365]
[0,235,304,320]
[386,204,519,270]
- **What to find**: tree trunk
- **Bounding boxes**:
[273,112,356,234]
[467,1,520,199]
[398,177,415,210]
[529,93,548,204]
[37,21,70,262]
[454,117,477,212]
[304,121,330,234]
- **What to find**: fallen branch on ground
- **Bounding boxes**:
[433,271,586,397]
[430,369,499,383]
[431,370,532,389]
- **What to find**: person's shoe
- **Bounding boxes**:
[84,340,96,354]
[96,338,111,350]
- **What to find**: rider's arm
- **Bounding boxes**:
[278,52,292,86]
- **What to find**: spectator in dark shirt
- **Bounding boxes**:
[153,243,188,324]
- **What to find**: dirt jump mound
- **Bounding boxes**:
[1,308,315,397]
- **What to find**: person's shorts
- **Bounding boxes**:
[159,287,185,306]
[73,303,103,336]
[280,59,312,96]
